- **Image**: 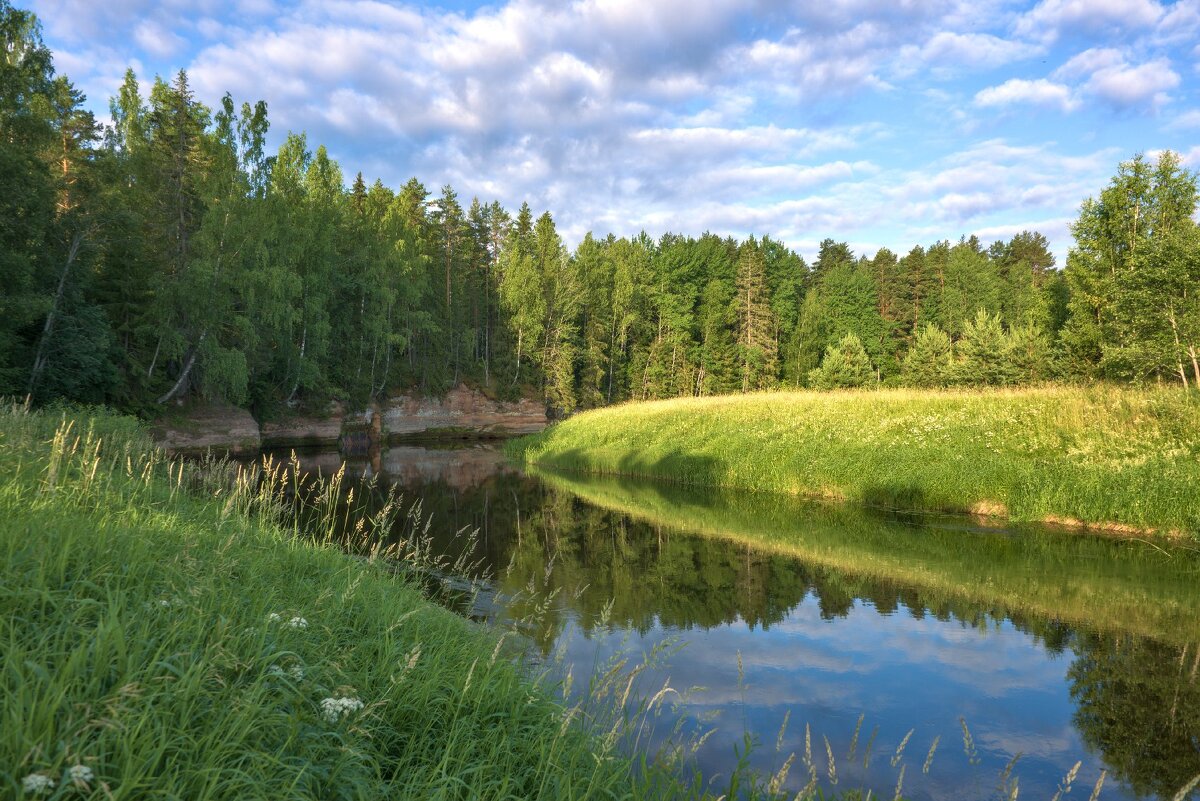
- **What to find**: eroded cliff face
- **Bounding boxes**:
[153,386,547,454]
[152,404,262,456]
[260,402,358,450]
[382,385,547,440]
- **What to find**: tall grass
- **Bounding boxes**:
[8,403,928,800]
[0,403,704,800]
[511,386,1200,536]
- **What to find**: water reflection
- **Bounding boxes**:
[276,444,1200,800]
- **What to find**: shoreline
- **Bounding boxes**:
[510,386,1200,539]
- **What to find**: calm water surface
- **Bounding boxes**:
[275,444,1200,801]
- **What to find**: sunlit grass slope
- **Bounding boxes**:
[513,386,1200,535]
[0,407,709,800]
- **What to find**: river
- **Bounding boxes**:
[263,442,1200,801]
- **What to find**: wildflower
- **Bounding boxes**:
[320,696,364,722]
[266,612,281,623]
[66,764,94,785]
[287,617,308,629]
[158,599,171,608]
[268,664,305,681]
[21,773,56,794]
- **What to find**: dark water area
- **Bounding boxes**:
[260,444,1200,801]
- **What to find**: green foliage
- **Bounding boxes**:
[2,1,1195,413]
[1060,151,1200,384]
[807,333,876,389]
[901,325,954,388]
[954,310,1011,386]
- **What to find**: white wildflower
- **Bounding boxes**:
[268,664,305,681]
[158,599,171,608]
[65,764,94,784]
[266,612,281,623]
[21,773,56,794]
[287,617,308,629]
[320,696,364,722]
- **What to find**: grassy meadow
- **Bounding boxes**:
[512,386,1200,536]
[1,405,738,800]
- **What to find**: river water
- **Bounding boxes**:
[271,443,1200,801]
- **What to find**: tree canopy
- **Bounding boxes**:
[2,1,1196,415]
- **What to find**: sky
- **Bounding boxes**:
[27,0,1200,264]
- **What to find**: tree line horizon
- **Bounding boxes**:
[3,1,1198,417]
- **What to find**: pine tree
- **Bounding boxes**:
[808,333,875,390]
[734,240,778,392]
[955,310,1012,386]
[902,324,954,388]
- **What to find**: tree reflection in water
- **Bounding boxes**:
[279,445,1200,800]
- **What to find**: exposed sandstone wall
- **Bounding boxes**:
[151,404,261,456]
[154,387,546,455]
[260,402,348,449]
[381,385,547,440]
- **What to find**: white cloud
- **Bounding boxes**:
[1015,0,1164,42]
[1165,109,1200,129]
[898,31,1042,74]
[132,20,185,59]
[974,78,1079,112]
[1153,0,1200,45]
[1053,47,1126,79]
[27,0,1182,271]
[1055,48,1180,110]
[1085,57,1179,108]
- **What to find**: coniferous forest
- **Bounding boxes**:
[4,2,1199,419]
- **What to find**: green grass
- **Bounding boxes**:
[1,405,731,800]
[511,386,1200,536]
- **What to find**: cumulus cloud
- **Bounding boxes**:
[1055,48,1180,110]
[26,0,1199,268]
[974,78,1078,111]
[1014,0,1164,42]
[897,31,1042,75]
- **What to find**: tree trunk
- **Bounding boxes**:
[288,324,307,402]
[27,232,85,395]
[147,335,163,379]
[1167,308,1189,388]
[512,328,522,388]
[156,329,208,404]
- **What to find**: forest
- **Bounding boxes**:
[3,1,1199,418]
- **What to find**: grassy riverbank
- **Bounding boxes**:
[0,406,717,800]
[512,386,1200,536]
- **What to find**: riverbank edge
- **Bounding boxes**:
[152,384,548,456]
[508,386,1200,539]
[0,408,706,800]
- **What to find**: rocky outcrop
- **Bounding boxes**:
[261,402,351,449]
[382,385,547,441]
[154,386,546,455]
[151,403,261,455]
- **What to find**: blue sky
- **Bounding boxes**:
[28,0,1200,264]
